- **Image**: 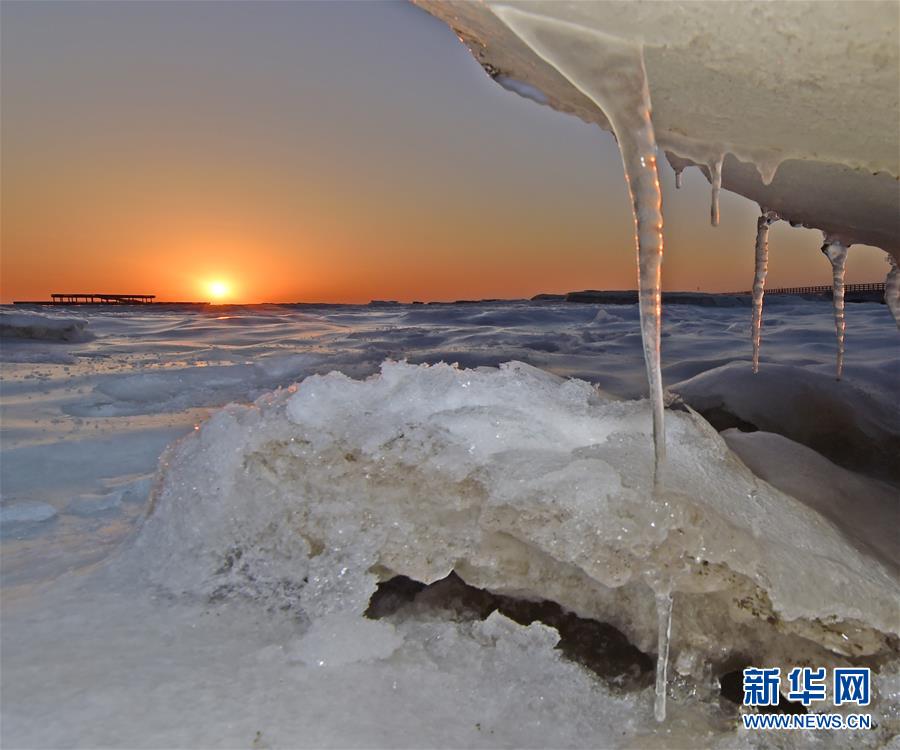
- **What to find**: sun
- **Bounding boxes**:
[207,280,231,301]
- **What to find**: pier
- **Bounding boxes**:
[13,293,209,307]
[50,293,155,304]
[765,282,885,296]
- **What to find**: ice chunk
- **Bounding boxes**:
[126,362,900,690]
[0,310,91,342]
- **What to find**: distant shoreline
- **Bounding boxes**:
[6,283,888,308]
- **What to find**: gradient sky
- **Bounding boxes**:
[1,0,891,304]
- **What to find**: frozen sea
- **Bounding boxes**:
[1,299,898,749]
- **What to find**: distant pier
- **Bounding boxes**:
[13,293,209,307]
[765,282,885,296]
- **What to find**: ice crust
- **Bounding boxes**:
[128,361,900,683]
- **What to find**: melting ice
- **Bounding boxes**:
[751,209,779,373]
[821,237,849,380]
[490,5,666,479]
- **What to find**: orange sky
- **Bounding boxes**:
[1,1,892,304]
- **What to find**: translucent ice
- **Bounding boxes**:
[489,6,666,476]
[708,155,724,226]
[664,151,693,189]
[751,209,779,373]
[821,238,849,380]
[653,590,673,722]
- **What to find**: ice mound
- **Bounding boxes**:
[722,429,899,571]
[672,362,900,482]
[0,310,92,342]
[128,361,899,685]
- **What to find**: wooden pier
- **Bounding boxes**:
[13,294,209,307]
[50,293,155,304]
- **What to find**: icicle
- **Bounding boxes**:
[885,254,900,328]
[708,155,724,226]
[664,151,693,190]
[654,590,674,722]
[751,209,778,373]
[490,7,666,477]
[821,238,849,380]
[754,154,782,186]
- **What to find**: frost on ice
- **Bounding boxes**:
[126,362,900,726]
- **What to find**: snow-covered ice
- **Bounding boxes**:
[2,299,898,748]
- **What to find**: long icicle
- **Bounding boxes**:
[751,209,778,373]
[489,7,666,478]
[821,239,849,380]
[885,253,900,328]
[654,590,674,722]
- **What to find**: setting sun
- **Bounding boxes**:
[207,280,231,301]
